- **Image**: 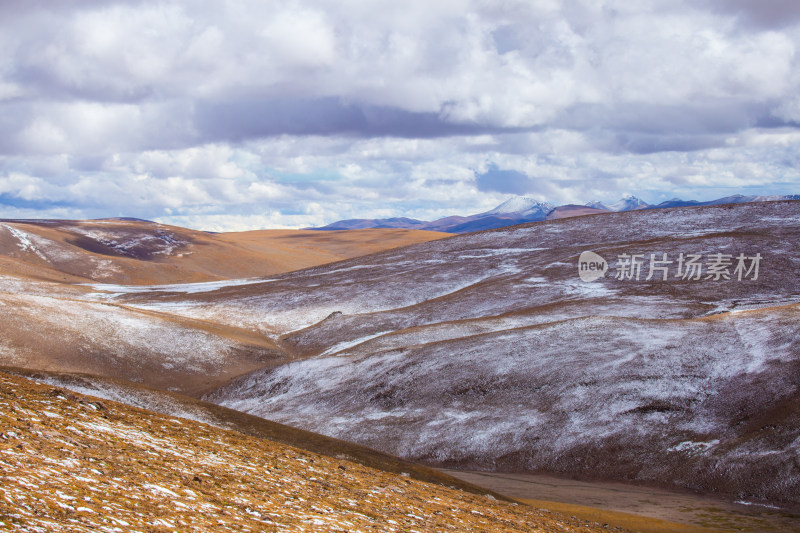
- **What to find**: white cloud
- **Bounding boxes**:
[0,173,46,201]
[0,0,798,228]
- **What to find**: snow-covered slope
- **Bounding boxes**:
[195,200,800,506]
[0,284,285,396]
[209,306,800,505]
[112,201,800,340]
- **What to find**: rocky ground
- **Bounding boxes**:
[0,372,619,532]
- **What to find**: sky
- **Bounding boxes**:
[1,0,799,231]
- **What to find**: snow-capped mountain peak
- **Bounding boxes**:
[608,195,649,212]
[584,196,648,212]
[585,200,610,210]
[484,197,554,216]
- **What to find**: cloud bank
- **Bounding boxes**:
[1,0,799,229]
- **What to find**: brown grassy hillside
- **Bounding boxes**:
[0,219,448,284]
[0,372,617,532]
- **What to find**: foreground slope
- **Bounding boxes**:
[0,372,611,533]
[1,365,510,499]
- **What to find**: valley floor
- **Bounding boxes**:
[441,470,800,533]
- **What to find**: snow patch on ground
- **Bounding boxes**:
[457,248,546,259]
[85,277,275,297]
[69,227,187,257]
[668,440,720,454]
[319,331,395,356]
[2,224,47,260]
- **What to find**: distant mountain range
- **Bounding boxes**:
[309,194,800,233]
